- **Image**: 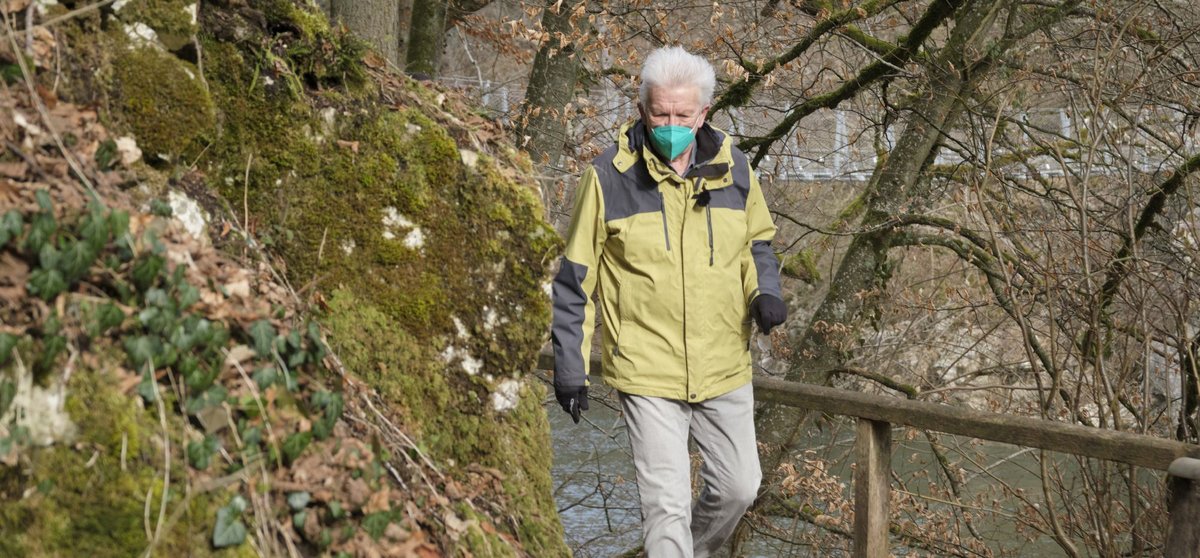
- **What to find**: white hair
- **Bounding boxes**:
[638,46,717,107]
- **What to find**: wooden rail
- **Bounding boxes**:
[536,351,1200,556]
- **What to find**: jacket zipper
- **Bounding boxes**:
[705,204,713,266]
[696,178,714,266]
[659,190,671,251]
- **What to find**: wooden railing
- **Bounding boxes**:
[536,351,1200,557]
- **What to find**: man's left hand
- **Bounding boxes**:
[555,385,589,424]
[750,294,787,334]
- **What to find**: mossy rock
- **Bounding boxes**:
[111,46,215,160]
[0,362,244,558]
[113,0,199,51]
[321,290,563,556]
[17,0,571,555]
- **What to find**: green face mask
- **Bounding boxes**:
[649,125,696,161]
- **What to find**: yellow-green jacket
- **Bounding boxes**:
[551,120,781,402]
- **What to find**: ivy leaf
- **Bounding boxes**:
[28,268,67,301]
[96,303,125,334]
[149,199,173,217]
[212,496,248,548]
[0,333,17,367]
[94,139,118,170]
[124,335,161,371]
[185,384,227,415]
[77,205,110,251]
[282,431,312,465]
[310,391,343,441]
[109,210,130,238]
[59,240,98,283]
[0,379,15,417]
[21,213,55,254]
[34,189,52,212]
[38,243,61,271]
[362,512,393,540]
[306,322,327,360]
[0,210,22,247]
[240,425,262,448]
[187,436,219,470]
[131,254,165,292]
[177,283,200,310]
[286,491,311,511]
[252,365,279,389]
[248,320,275,358]
[136,365,157,404]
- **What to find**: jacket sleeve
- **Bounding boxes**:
[742,166,781,306]
[551,166,606,388]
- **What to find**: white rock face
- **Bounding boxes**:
[460,149,478,169]
[115,136,142,166]
[440,345,483,376]
[491,379,521,412]
[168,190,208,241]
[124,23,159,48]
[33,0,58,15]
[483,306,498,331]
[184,3,198,24]
[1,354,76,447]
[381,206,425,252]
[403,228,425,249]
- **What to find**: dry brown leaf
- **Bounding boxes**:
[0,162,28,179]
[363,486,391,514]
[2,0,31,14]
[345,477,371,509]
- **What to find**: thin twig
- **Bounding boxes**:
[225,347,284,469]
[141,362,171,558]
[242,154,253,232]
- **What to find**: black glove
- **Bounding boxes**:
[750,294,787,334]
[555,385,589,424]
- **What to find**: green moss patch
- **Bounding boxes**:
[111,46,215,160]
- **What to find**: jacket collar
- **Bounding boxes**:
[612,120,736,189]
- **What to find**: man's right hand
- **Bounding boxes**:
[555,385,589,424]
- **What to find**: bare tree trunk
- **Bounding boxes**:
[330,0,401,67]
[737,5,1016,553]
[406,0,448,76]
[755,0,1009,452]
[515,0,586,168]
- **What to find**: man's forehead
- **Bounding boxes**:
[645,84,702,107]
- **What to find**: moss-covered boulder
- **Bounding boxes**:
[0,0,568,555]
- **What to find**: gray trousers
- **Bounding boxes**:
[620,382,762,558]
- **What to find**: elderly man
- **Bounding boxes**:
[551,45,786,556]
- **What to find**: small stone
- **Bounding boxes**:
[459,149,478,169]
[115,136,142,166]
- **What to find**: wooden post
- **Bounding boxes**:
[1166,458,1200,557]
[854,418,891,558]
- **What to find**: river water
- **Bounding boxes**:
[546,381,1154,557]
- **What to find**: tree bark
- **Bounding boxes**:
[406,0,449,76]
[330,0,401,67]
[515,0,586,168]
